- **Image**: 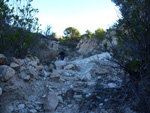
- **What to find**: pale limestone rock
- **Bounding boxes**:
[19,72,30,81]
[0,65,15,81]
[10,62,20,70]
[108,83,117,88]
[64,64,75,70]
[17,104,25,109]
[76,38,98,55]
[29,109,37,113]
[44,91,59,111]
[55,60,66,69]
[36,65,44,71]
[13,57,23,67]
[50,72,60,79]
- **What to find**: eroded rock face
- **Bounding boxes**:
[0,65,15,81]
[76,38,98,55]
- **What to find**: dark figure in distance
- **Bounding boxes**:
[59,51,65,60]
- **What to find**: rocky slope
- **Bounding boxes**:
[0,51,136,113]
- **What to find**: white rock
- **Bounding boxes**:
[64,64,75,70]
[44,91,59,111]
[50,72,60,79]
[73,95,82,99]
[29,109,37,113]
[0,87,2,95]
[27,61,37,67]
[28,66,38,77]
[19,72,30,81]
[81,73,92,81]
[36,65,44,71]
[54,60,66,69]
[0,65,15,81]
[58,96,63,102]
[108,83,117,88]
[17,104,25,109]
[99,103,104,106]
[10,62,20,70]
[13,57,23,66]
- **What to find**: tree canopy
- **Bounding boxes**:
[63,27,80,39]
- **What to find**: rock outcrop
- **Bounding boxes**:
[76,38,99,56]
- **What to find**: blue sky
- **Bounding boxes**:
[32,0,120,37]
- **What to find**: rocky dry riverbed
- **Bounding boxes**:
[0,53,136,113]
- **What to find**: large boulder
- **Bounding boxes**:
[0,54,7,65]
[0,65,15,81]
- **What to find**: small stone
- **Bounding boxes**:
[10,62,20,70]
[50,72,60,79]
[108,83,117,88]
[99,103,104,106]
[29,109,37,113]
[87,81,96,86]
[104,98,109,102]
[64,64,75,70]
[68,104,72,107]
[58,96,63,102]
[24,75,31,81]
[97,76,102,79]
[13,57,23,66]
[0,54,7,65]
[17,104,25,109]
[43,91,59,111]
[0,87,2,96]
[73,95,82,99]
[54,60,66,69]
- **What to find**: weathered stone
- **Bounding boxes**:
[19,72,31,81]
[73,95,82,99]
[17,104,25,109]
[10,62,20,70]
[36,65,44,71]
[0,54,7,65]
[108,83,117,88]
[0,65,15,81]
[0,87,2,96]
[81,73,92,81]
[27,61,38,67]
[55,60,66,69]
[27,66,38,77]
[76,38,98,55]
[64,64,75,70]
[87,81,96,86]
[29,109,37,113]
[95,69,110,75]
[50,72,60,79]
[13,57,23,66]
[44,91,59,111]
